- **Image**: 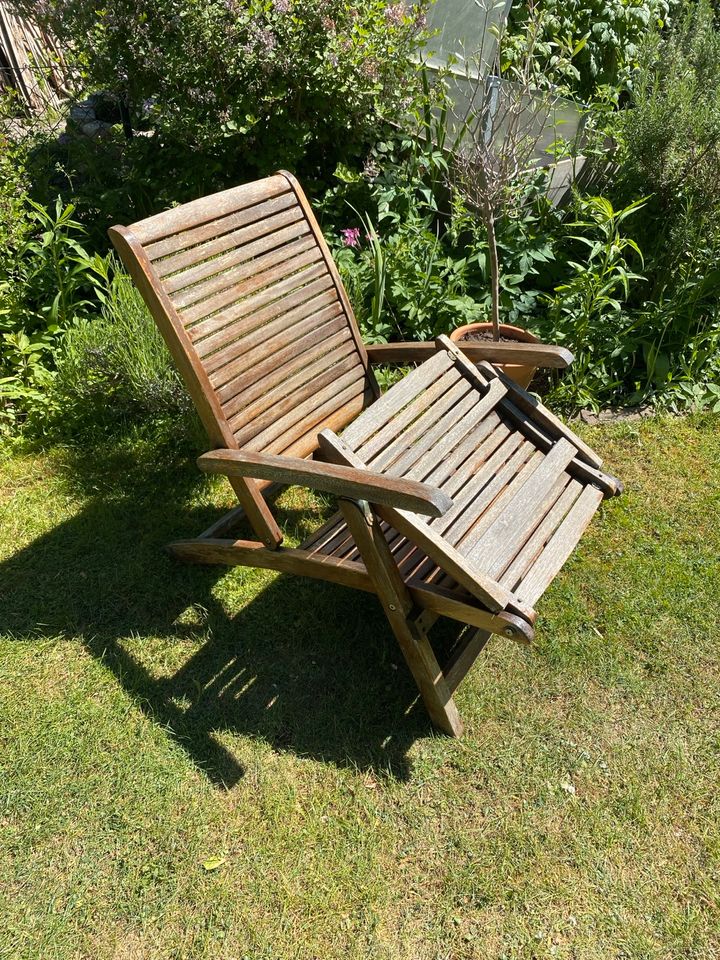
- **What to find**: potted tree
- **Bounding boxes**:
[444,0,575,388]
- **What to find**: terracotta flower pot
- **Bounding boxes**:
[450,322,540,390]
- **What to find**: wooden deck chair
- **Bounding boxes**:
[109,171,621,737]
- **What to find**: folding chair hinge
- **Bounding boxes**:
[346,498,375,527]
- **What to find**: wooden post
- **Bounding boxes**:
[339,498,463,737]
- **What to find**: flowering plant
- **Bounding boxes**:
[26,0,428,174]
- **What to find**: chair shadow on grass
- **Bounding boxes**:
[0,439,446,786]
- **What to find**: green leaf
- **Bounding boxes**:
[201,856,226,872]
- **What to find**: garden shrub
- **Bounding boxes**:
[0,128,111,431]
[23,0,427,183]
[51,265,196,439]
[607,0,720,407]
[506,0,682,99]
[320,123,564,344]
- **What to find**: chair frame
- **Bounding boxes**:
[110,171,621,737]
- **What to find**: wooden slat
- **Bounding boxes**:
[232,353,361,442]
[423,413,505,489]
[455,448,546,555]
[225,333,356,430]
[181,244,323,326]
[206,287,339,380]
[264,382,368,457]
[250,376,366,453]
[281,170,379,404]
[193,265,331,351]
[133,176,290,246]
[498,398,621,497]
[440,429,524,510]
[370,379,472,473]
[172,234,317,312]
[164,219,312,296]
[500,479,583,591]
[108,224,284,547]
[438,435,535,553]
[402,439,530,588]
[389,378,507,480]
[154,201,303,276]
[515,485,603,606]
[216,308,346,404]
[380,505,514,613]
[341,349,454,448]
[465,438,577,569]
[359,366,463,463]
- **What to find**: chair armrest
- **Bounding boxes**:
[197,449,453,518]
[365,340,574,369]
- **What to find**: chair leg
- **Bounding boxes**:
[339,498,463,737]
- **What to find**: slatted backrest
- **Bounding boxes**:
[109,171,377,459]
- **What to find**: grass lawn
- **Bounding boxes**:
[1,414,719,960]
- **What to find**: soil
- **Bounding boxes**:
[457,330,519,344]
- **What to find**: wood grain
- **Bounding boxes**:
[197,447,453,517]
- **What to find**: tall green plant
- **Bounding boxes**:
[540,195,646,409]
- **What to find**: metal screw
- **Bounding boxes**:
[504,627,515,637]
[388,603,396,611]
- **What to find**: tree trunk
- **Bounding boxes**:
[486,208,501,341]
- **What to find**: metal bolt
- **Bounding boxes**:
[504,626,515,638]
[388,603,396,612]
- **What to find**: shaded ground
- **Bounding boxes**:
[1,415,718,959]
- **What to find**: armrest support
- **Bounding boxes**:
[365,340,574,369]
[198,448,453,518]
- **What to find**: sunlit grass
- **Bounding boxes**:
[1,415,719,959]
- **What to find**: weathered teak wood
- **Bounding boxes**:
[443,627,492,694]
[338,498,463,737]
[110,172,621,738]
[196,447,452,517]
[365,340,575,368]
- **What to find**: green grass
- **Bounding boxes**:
[1,415,719,960]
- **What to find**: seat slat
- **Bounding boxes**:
[358,367,463,462]
[466,438,577,574]
[371,379,472,473]
[500,479,583,591]
[515,484,603,606]
[436,436,530,540]
[154,201,304,277]
[423,413,504,489]
[404,436,531,588]
[192,264,330,349]
[441,422,516,502]
[341,349,454,448]
[172,234,318,312]
[383,377,507,479]
[458,448,547,555]
[164,219,312,296]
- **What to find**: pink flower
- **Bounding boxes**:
[385,3,406,26]
[341,227,361,247]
